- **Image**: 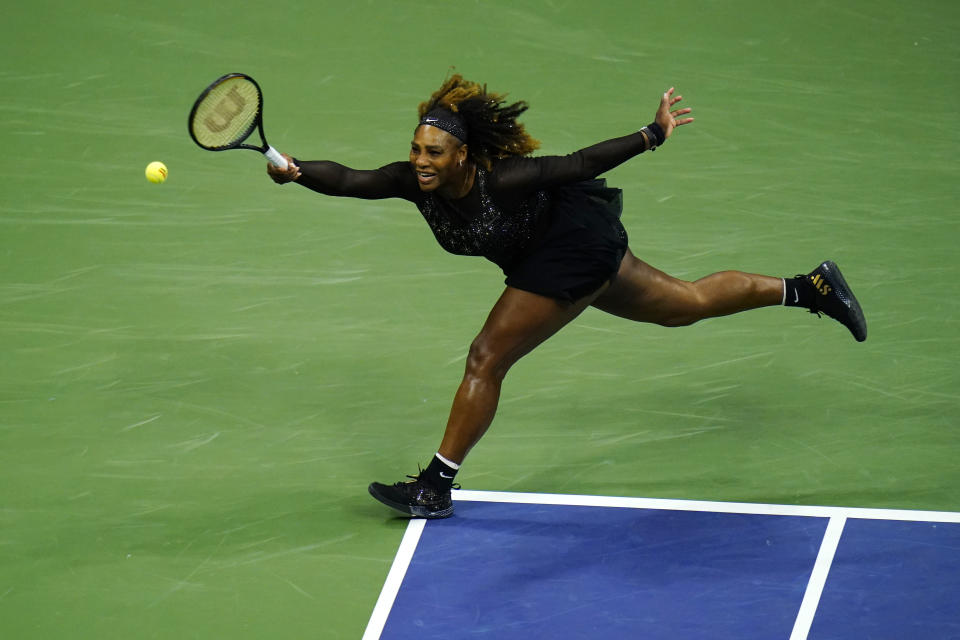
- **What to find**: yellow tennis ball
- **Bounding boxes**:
[145,161,168,184]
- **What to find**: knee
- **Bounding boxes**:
[656,281,707,328]
[465,334,512,382]
[658,315,700,328]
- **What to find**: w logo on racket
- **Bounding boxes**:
[203,86,247,133]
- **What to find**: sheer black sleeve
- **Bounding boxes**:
[490,131,649,193]
[294,160,418,201]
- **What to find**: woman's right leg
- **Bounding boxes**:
[368,283,606,518]
[436,284,606,465]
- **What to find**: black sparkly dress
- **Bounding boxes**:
[295,131,650,302]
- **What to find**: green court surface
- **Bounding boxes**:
[2,1,958,637]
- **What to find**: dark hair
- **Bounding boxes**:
[418,74,540,170]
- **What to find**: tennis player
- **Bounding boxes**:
[267,75,867,519]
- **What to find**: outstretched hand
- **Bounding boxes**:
[267,153,301,184]
[655,88,694,139]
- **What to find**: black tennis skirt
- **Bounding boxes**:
[503,179,628,303]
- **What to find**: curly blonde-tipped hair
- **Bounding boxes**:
[418,74,540,170]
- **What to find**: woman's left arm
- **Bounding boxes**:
[497,88,694,190]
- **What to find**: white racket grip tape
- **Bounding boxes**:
[264,146,288,169]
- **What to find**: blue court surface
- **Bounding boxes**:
[364,492,960,639]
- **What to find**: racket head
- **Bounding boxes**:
[188,73,264,151]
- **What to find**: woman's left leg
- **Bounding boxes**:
[592,249,782,326]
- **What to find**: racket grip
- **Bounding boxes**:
[264,146,288,169]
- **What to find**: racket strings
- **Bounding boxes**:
[191,77,260,149]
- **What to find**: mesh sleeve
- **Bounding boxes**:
[294,160,416,200]
[492,132,648,192]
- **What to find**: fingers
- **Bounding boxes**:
[268,166,299,184]
[661,87,674,107]
[663,107,693,126]
[661,88,688,112]
[285,154,302,180]
[267,154,301,184]
[656,88,694,135]
[663,87,687,105]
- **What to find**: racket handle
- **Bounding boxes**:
[264,146,288,169]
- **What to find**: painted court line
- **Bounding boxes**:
[790,516,846,640]
[453,490,960,523]
[362,518,426,640]
[364,491,960,638]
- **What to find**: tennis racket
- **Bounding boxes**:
[188,73,288,169]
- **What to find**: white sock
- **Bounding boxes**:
[434,452,460,470]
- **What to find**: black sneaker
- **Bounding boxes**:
[368,472,456,519]
[802,261,867,342]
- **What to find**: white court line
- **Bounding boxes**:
[790,516,846,640]
[453,490,960,523]
[364,491,960,639]
[362,518,426,640]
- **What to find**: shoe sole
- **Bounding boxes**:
[820,261,867,342]
[367,484,454,519]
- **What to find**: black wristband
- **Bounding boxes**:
[640,122,665,152]
[646,122,665,146]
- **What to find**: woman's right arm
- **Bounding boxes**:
[267,154,413,200]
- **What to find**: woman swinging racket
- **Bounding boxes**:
[267,75,866,519]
